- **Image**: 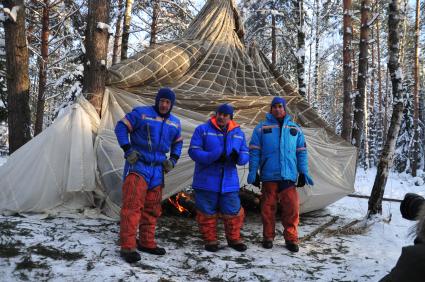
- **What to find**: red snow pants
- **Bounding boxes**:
[120,173,162,250]
[261,182,299,243]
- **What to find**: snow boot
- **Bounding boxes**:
[228,242,247,252]
[285,241,299,253]
[137,241,166,255]
[120,249,141,263]
[262,240,273,249]
[204,243,219,252]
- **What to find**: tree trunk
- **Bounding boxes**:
[307,42,312,103]
[4,0,32,154]
[376,9,383,155]
[294,0,306,97]
[121,0,133,60]
[368,0,404,215]
[313,0,320,107]
[83,0,111,116]
[150,0,160,46]
[34,0,50,136]
[112,0,124,65]
[399,0,408,66]
[271,14,276,67]
[351,0,370,147]
[383,68,389,141]
[410,0,420,176]
[341,0,353,142]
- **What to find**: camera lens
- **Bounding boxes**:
[400,193,425,220]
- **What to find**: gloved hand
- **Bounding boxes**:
[230,149,239,163]
[297,173,314,186]
[296,173,306,187]
[126,150,141,165]
[247,172,261,188]
[217,151,227,163]
[162,159,175,173]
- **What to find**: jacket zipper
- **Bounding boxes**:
[220,128,228,193]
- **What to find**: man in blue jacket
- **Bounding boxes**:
[247,97,313,253]
[189,104,249,252]
[115,88,183,263]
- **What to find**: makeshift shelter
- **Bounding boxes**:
[0,0,357,219]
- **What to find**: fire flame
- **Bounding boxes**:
[168,192,190,214]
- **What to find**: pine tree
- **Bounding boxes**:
[3,0,32,153]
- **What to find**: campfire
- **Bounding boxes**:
[164,192,196,217]
[163,188,261,217]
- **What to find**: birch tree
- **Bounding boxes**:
[368,0,404,215]
[341,0,353,142]
[410,0,421,176]
[351,0,371,148]
[121,0,133,60]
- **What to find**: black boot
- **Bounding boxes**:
[285,241,299,253]
[262,240,273,249]
[137,246,166,255]
[204,244,219,252]
[228,242,247,252]
[120,250,141,263]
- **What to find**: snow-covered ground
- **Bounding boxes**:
[0,160,424,281]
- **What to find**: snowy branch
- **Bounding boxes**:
[2,5,20,23]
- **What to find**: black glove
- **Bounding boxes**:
[253,173,261,188]
[162,159,175,173]
[217,151,227,163]
[121,144,140,165]
[126,150,141,165]
[230,149,239,163]
[296,173,306,187]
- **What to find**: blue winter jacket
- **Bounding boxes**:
[249,113,310,183]
[189,117,249,193]
[115,106,183,189]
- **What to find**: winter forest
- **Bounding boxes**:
[0,0,425,280]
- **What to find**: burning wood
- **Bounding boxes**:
[163,192,196,217]
[163,188,262,217]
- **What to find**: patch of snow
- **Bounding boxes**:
[2,5,20,22]
[96,22,113,34]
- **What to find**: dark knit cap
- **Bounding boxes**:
[155,87,176,116]
[216,103,234,119]
[271,97,286,109]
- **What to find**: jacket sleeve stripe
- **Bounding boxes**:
[122,118,133,132]
[249,144,261,150]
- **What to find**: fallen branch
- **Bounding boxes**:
[299,216,339,242]
[348,194,402,203]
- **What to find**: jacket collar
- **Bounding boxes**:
[210,116,239,133]
[266,113,291,125]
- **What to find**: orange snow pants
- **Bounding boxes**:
[261,182,299,243]
[196,208,245,245]
[120,173,162,250]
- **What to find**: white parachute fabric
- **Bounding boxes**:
[0,98,98,214]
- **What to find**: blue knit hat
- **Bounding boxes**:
[216,103,234,119]
[271,97,286,109]
[155,87,175,116]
